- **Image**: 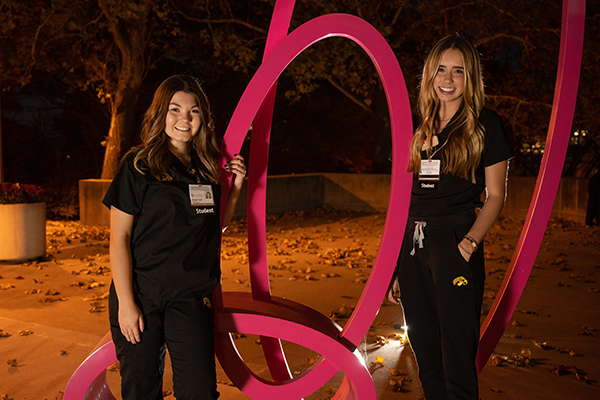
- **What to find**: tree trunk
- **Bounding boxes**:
[100,81,141,179]
[98,0,149,179]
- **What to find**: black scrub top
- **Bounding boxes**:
[409,108,513,217]
[102,150,221,300]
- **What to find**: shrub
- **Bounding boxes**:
[0,183,47,204]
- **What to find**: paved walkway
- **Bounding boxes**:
[1,215,599,399]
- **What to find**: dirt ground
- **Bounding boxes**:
[1,208,599,399]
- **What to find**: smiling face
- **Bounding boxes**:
[164,91,201,150]
[433,48,465,108]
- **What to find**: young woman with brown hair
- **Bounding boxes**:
[103,75,245,399]
[388,35,512,399]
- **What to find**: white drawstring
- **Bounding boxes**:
[410,221,427,256]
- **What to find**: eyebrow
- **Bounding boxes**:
[439,64,464,70]
[169,102,199,108]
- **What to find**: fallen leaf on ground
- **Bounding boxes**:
[533,340,552,350]
[81,292,109,302]
[39,297,67,303]
[579,327,598,336]
[376,335,389,346]
[550,365,591,383]
[373,356,385,366]
[269,264,286,271]
[324,386,338,396]
[107,361,120,372]
[389,332,408,343]
[516,309,541,316]
[89,302,104,313]
[533,340,583,356]
[488,350,532,368]
[389,368,408,392]
[486,356,502,367]
[557,266,573,271]
[329,304,355,320]
[497,255,511,263]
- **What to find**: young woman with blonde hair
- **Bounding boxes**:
[388,35,512,399]
[103,75,245,399]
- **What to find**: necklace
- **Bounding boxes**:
[423,135,439,150]
[172,150,191,166]
[428,137,448,160]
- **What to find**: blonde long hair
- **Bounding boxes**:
[408,35,485,183]
[131,75,220,183]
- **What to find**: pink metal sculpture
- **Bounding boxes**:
[63,0,585,398]
[214,9,414,399]
[476,0,585,372]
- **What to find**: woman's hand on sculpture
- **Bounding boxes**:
[226,154,246,189]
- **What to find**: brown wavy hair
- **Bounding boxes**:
[130,75,220,183]
[408,35,485,183]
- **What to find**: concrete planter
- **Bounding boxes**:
[79,179,112,227]
[0,202,46,261]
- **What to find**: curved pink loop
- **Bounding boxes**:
[215,292,375,399]
[246,0,297,382]
[63,332,116,400]
[476,0,585,372]
[215,11,413,400]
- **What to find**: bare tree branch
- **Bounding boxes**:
[486,94,552,109]
[179,16,267,35]
[31,9,55,66]
[324,75,373,114]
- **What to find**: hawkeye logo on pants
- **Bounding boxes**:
[453,276,468,286]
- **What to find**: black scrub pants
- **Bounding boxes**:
[109,284,220,400]
[396,210,485,400]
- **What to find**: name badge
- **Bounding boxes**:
[189,184,215,206]
[419,159,440,182]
